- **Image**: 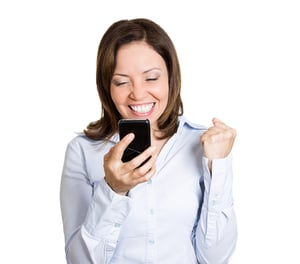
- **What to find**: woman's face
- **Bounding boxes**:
[110,41,169,130]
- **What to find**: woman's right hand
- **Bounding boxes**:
[103,133,157,195]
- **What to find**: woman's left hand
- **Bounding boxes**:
[200,118,237,160]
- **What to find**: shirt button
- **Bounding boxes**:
[114,223,121,228]
[148,239,155,244]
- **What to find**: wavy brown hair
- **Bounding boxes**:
[84,18,183,140]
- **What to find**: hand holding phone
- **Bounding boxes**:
[103,119,154,194]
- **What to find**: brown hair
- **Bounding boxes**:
[84,18,183,140]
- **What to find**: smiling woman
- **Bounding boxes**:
[60,18,237,264]
[85,18,183,142]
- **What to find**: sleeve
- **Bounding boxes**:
[60,138,133,264]
[195,154,238,264]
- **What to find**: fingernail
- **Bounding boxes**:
[126,133,135,139]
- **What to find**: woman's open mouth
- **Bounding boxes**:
[129,103,155,115]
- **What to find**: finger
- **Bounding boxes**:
[201,132,220,144]
[200,127,223,143]
[206,126,224,133]
[226,127,237,139]
[201,126,237,146]
[113,133,135,159]
[133,153,157,177]
[132,163,156,185]
[212,117,227,128]
[125,145,157,170]
[211,123,237,139]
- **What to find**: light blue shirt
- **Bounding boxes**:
[60,116,237,264]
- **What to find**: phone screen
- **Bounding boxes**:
[118,119,151,163]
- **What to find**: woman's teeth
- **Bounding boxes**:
[130,103,154,113]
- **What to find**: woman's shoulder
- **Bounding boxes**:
[66,132,116,152]
[67,132,97,146]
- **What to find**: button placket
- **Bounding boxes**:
[146,177,156,263]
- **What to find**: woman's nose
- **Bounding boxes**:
[130,82,147,100]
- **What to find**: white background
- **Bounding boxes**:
[0,0,299,263]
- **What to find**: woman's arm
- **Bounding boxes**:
[196,118,237,263]
[60,137,133,263]
[195,155,237,264]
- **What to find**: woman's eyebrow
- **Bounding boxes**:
[143,68,162,74]
[113,68,161,77]
[112,73,129,77]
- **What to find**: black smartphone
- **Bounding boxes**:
[118,119,151,163]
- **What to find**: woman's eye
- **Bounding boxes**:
[146,77,158,82]
[112,80,128,86]
[116,81,128,86]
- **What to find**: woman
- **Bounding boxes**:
[60,18,237,264]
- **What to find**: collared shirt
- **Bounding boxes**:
[60,116,237,264]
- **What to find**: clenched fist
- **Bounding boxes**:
[200,118,236,161]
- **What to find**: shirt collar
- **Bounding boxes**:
[177,115,207,134]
